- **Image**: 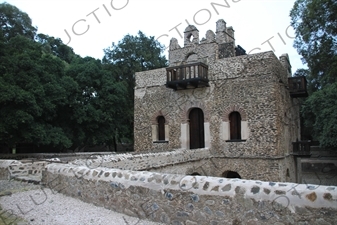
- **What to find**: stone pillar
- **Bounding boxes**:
[226,26,235,44]
[279,53,292,77]
[216,19,227,43]
[220,121,230,141]
[181,123,189,149]
[184,25,199,47]
[204,122,211,148]
[165,125,169,142]
[152,125,158,142]
[241,121,250,140]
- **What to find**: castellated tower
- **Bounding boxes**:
[168,19,242,67]
[133,19,308,182]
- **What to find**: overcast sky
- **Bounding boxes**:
[2,0,305,74]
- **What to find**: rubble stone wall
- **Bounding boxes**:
[69,149,295,182]
[42,163,337,225]
[147,156,296,183]
[0,159,47,180]
[134,51,300,182]
[70,149,211,171]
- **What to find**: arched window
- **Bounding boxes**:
[229,111,241,140]
[222,106,249,142]
[152,114,169,143]
[157,116,165,141]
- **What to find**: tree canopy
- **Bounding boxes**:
[0,2,36,41]
[290,0,337,91]
[102,31,168,141]
[290,0,337,148]
[301,83,337,148]
[0,2,167,152]
[0,35,74,148]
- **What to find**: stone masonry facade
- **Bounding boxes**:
[133,19,300,182]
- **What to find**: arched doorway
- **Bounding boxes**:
[222,170,241,179]
[189,108,205,149]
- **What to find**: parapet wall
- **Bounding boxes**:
[43,163,337,225]
[0,160,15,179]
[0,159,47,182]
[70,148,211,171]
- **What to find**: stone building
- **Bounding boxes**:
[133,19,308,182]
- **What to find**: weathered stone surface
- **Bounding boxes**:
[133,20,299,183]
[41,163,337,225]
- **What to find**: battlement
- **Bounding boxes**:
[168,19,246,66]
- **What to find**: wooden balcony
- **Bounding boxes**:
[292,140,311,157]
[288,76,308,98]
[166,62,209,90]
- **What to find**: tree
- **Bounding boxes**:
[290,0,337,148]
[290,0,337,91]
[102,31,168,142]
[0,2,132,152]
[0,2,36,41]
[0,35,75,149]
[36,33,76,64]
[64,56,128,150]
[301,83,337,148]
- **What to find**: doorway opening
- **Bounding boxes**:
[189,108,205,149]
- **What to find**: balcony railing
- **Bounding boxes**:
[292,140,311,157]
[166,62,209,90]
[288,76,308,98]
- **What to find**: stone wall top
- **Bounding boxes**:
[0,159,20,168]
[135,51,288,89]
[45,162,337,211]
[135,68,167,89]
[70,148,212,171]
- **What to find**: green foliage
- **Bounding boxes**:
[0,35,73,148]
[36,33,76,63]
[0,2,167,151]
[290,0,337,90]
[0,2,36,41]
[301,83,337,148]
[64,57,128,147]
[291,0,337,148]
[103,31,168,142]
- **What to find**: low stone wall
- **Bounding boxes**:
[148,156,296,182]
[0,159,47,181]
[69,149,297,182]
[70,148,211,171]
[43,163,337,225]
[8,161,47,178]
[0,160,16,179]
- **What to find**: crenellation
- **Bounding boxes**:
[279,53,292,77]
[226,26,235,43]
[184,25,199,47]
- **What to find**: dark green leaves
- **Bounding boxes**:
[0,2,167,151]
[301,83,337,148]
[291,0,337,148]
[0,2,36,41]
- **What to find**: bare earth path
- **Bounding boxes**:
[0,180,164,225]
